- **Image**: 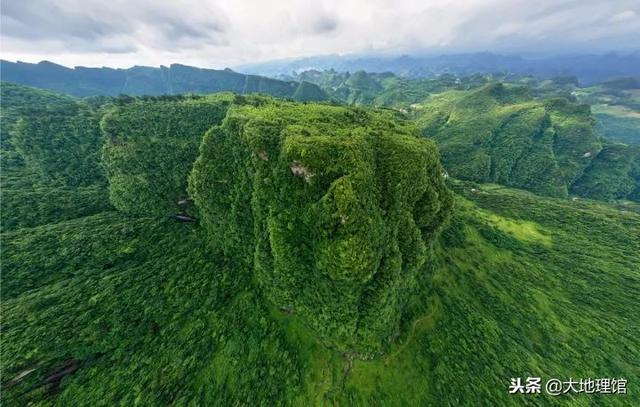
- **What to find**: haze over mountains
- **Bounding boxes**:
[0,60,327,100]
[3,0,639,69]
[3,51,640,99]
[237,52,640,85]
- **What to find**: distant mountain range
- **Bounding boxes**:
[236,52,640,85]
[3,52,639,99]
[0,60,327,100]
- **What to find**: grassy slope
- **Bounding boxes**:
[3,182,638,405]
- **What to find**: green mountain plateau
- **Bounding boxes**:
[1,76,639,405]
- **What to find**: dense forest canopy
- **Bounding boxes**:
[284,72,639,202]
[189,101,452,354]
[414,84,602,197]
[0,83,112,230]
[100,94,235,216]
[1,76,639,405]
[3,0,640,400]
[412,83,640,201]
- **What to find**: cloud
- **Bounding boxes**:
[2,2,122,41]
[0,0,638,68]
[1,0,228,54]
[312,16,339,34]
[610,10,637,22]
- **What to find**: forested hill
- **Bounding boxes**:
[237,52,640,85]
[281,70,640,202]
[413,84,640,201]
[0,60,328,101]
[2,82,639,405]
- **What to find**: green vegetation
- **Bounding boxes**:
[3,181,638,405]
[2,82,104,186]
[573,80,640,145]
[594,113,640,145]
[2,213,304,405]
[412,83,640,202]
[189,101,452,354]
[100,94,235,216]
[1,183,111,231]
[296,69,489,107]
[322,182,639,405]
[2,81,639,405]
[414,84,600,197]
[291,81,329,102]
[287,71,639,202]
[570,143,640,201]
[1,82,77,146]
[1,83,111,231]
[12,107,104,187]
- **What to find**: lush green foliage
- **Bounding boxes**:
[574,82,640,145]
[2,82,105,187]
[368,182,640,405]
[189,101,453,354]
[2,81,639,405]
[295,69,489,107]
[12,111,104,187]
[594,113,640,145]
[291,81,329,102]
[1,183,111,231]
[1,82,76,148]
[570,143,640,201]
[289,72,640,202]
[3,182,638,405]
[1,83,112,231]
[100,94,235,216]
[2,214,304,405]
[414,84,610,198]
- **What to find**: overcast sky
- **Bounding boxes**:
[1,0,639,69]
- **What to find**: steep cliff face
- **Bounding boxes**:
[92,93,454,353]
[189,101,453,354]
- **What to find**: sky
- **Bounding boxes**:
[1,0,639,69]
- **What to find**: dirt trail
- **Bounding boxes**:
[384,297,440,363]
